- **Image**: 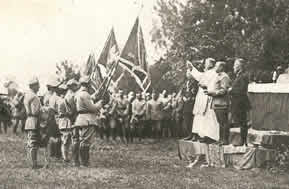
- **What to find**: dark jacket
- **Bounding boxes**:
[230,71,251,124]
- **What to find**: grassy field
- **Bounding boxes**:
[0,131,288,189]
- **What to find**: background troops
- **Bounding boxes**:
[131,93,146,142]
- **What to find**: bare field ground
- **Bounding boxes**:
[0,130,288,189]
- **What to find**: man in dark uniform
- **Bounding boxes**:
[229,58,251,146]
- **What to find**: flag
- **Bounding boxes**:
[97,28,120,68]
[84,54,104,90]
[97,27,122,85]
[118,17,151,92]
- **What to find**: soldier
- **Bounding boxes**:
[107,92,118,142]
[161,92,172,138]
[147,92,163,140]
[23,77,41,169]
[229,59,251,146]
[57,83,72,162]
[46,78,62,160]
[74,76,102,167]
[131,93,146,142]
[174,93,184,137]
[115,90,130,143]
[99,104,110,142]
[63,79,79,165]
[143,93,152,138]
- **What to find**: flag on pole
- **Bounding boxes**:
[97,27,122,89]
[118,17,151,92]
[97,28,120,68]
[84,54,104,90]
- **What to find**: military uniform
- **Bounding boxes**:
[175,96,184,137]
[131,97,146,142]
[11,92,26,133]
[115,96,130,142]
[107,97,118,140]
[230,71,251,146]
[24,78,41,169]
[74,82,101,166]
[47,92,62,159]
[58,90,75,162]
[147,98,163,139]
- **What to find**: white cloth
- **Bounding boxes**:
[277,73,289,84]
[188,67,220,141]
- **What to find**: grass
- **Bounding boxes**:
[0,130,288,189]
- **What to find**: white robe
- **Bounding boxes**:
[189,67,219,141]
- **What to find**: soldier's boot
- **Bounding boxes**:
[99,127,104,140]
[13,121,18,134]
[79,146,86,166]
[56,140,62,160]
[80,146,89,167]
[223,126,230,145]
[85,146,90,166]
[3,123,7,134]
[71,143,80,167]
[21,121,25,133]
[31,149,38,169]
[241,126,248,146]
[112,128,117,141]
[138,127,142,142]
[61,144,70,162]
[234,126,248,146]
[47,141,54,158]
[219,126,224,144]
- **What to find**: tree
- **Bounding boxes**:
[151,0,289,88]
[56,60,81,83]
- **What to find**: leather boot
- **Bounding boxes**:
[222,126,230,145]
[31,149,38,169]
[71,143,80,167]
[85,146,90,167]
[79,146,86,166]
[241,126,248,146]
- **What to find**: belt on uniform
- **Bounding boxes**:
[77,111,94,114]
[27,114,39,117]
[58,114,71,118]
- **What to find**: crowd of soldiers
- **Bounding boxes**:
[1,73,198,169]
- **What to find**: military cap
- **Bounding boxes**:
[79,75,90,84]
[28,77,39,85]
[67,79,78,86]
[58,83,67,90]
[47,77,60,87]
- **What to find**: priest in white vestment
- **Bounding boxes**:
[186,58,220,142]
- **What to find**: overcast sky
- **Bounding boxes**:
[0,0,159,92]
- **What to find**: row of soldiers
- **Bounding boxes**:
[23,76,101,169]
[98,89,195,143]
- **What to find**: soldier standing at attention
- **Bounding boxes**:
[108,93,118,142]
[229,59,251,146]
[57,83,73,163]
[74,76,102,167]
[131,93,146,142]
[47,78,62,160]
[115,90,129,143]
[147,92,163,141]
[24,77,41,169]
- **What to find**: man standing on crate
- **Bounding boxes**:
[229,58,251,146]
